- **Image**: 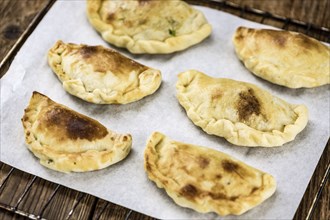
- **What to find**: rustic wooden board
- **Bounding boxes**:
[230,0,330,29]
[0,0,55,78]
[0,0,52,61]
[294,142,329,220]
[0,0,329,219]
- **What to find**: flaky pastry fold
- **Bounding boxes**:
[144,132,276,216]
[233,27,330,88]
[48,41,161,104]
[87,0,212,54]
[22,92,132,172]
[176,70,308,147]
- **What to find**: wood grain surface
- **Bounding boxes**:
[0,0,51,60]
[0,0,329,219]
[230,0,330,28]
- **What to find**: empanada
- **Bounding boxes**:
[21,92,132,172]
[233,26,330,88]
[48,41,161,104]
[144,132,276,216]
[176,70,308,147]
[86,0,212,54]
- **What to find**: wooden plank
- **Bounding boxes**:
[294,141,330,220]
[0,163,96,219]
[0,0,51,61]
[66,194,97,220]
[189,0,329,42]
[93,199,130,220]
[16,177,59,216]
[0,0,55,78]
[0,211,26,220]
[0,0,329,220]
[0,168,34,207]
[43,190,96,220]
[0,162,12,184]
[312,173,330,220]
[128,211,157,220]
[230,0,330,28]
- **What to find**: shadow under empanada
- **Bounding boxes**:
[67,80,166,119]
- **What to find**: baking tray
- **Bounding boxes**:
[0,0,329,219]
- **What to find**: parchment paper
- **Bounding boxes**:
[1,1,329,219]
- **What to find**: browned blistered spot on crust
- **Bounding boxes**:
[145,155,152,171]
[298,35,315,49]
[123,19,134,28]
[22,116,29,122]
[197,156,210,169]
[255,29,288,48]
[274,34,287,47]
[106,13,115,22]
[294,32,325,52]
[251,187,259,194]
[78,45,148,74]
[209,192,226,200]
[209,192,237,201]
[180,166,190,174]
[138,19,147,25]
[237,88,261,121]
[44,107,108,141]
[211,89,222,100]
[261,29,323,51]
[229,196,238,201]
[80,45,98,59]
[222,160,240,173]
[234,26,246,42]
[246,28,254,34]
[215,174,222,179]
[180,184,198,199]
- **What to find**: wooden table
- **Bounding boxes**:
[0,0,329,219]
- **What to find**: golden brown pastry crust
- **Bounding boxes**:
[48,40,161,104]
[176,70,309,147]
[144,132,276,216]
[86,0,212,54]
[233,26,330,88]
[22,92,132,172]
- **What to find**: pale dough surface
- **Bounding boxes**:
[48,40,161,104]
[233,26,330,88]
[144,132,276,216]
[176,70,309,147]
[22,92,132,172]
[87,0,212,54]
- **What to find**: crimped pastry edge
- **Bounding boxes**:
[86,0,212,54]
[144,131,277,216]
[47,40,162,104]
[176,70,309,147]
[22,91,132,173]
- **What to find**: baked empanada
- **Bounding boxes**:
[22,92,132,172]
[176,70,308,147]
[144,132,276,216]
[233,26,330,88]
[86,0,212,54]
[48,41,161,104]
